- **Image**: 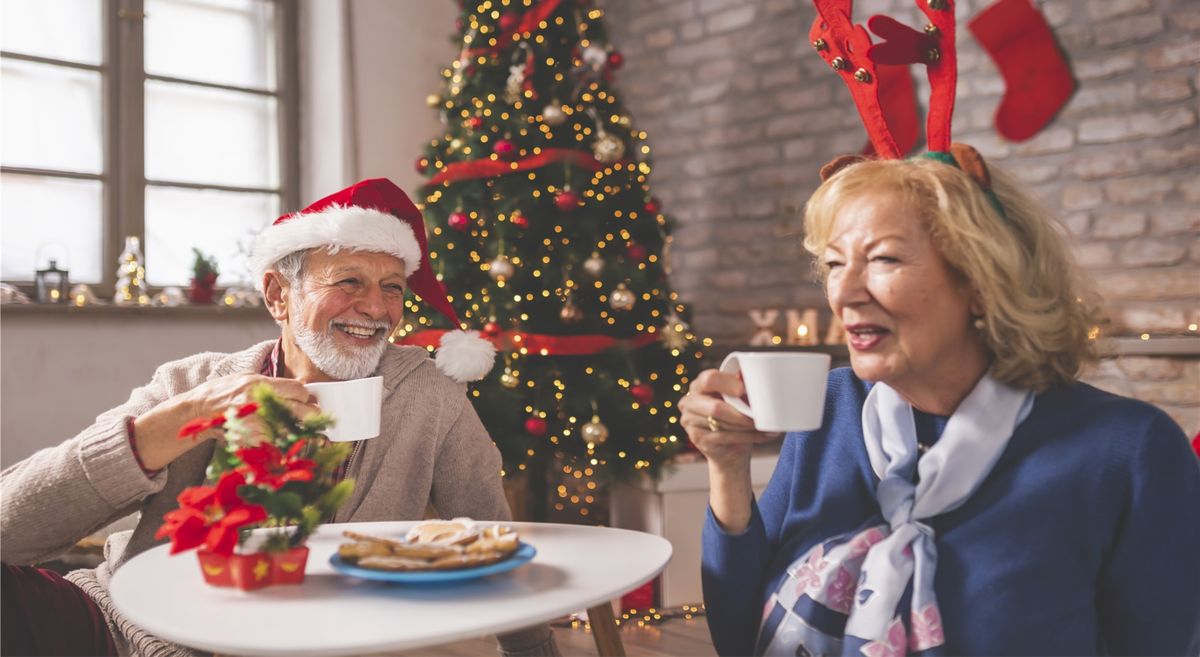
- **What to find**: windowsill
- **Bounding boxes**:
[0,302,269,318]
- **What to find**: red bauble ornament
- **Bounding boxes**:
[511,212,530,229]
[415,157,429,174]
[465,116,483,130]
[644,198,661,215]
[630,382,655,405]
[482,321,501,338]
[448,211,470,232]
[626,242,647,262]
[494,139,516,160]
[607,51,624,70]
[499,12,519,31]
[524,416,548,437]
[555,190,580,212]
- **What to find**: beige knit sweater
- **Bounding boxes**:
[0,341,555,656]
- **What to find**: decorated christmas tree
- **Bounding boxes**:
[399,0,705,520]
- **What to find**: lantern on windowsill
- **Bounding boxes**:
[35,259,70,304]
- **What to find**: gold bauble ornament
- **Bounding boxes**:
[583,252,605,277]
[581,415,609,444]
[426,93,442,108]
[592,132,625,164]
[609,283,636,311]
[662,314,690,350]
[488,255,515,281]
[542,103,567,126]
[560,300,584,323]
[499,369,520,389]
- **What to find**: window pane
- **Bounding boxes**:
[1,174,103,283]
[145,0,276,90]
[1,59,103,174]
[144,185,278,286]
[0,0,103,65]
[145,80,279,188]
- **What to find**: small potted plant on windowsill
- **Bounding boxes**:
[189,248,219,304]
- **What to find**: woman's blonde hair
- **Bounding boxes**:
[803,158,1100,392]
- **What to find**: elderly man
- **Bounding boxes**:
[1,179,557,656]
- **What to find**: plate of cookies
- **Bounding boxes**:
[329,519,535,584]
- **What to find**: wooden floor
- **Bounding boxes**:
[391,615,717,656]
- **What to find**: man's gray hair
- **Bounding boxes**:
[272,250,308,287]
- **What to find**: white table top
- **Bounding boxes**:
[110,521,672,656]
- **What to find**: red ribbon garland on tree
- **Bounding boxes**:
[400,329,660,356]
[422,147,612,187]
[466,0,564,58]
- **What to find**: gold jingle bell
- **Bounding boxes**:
[812,38,827,52]
[831,56,847,71]
[581,415,609,444]
[609,283,636,311]
[924,23,940,37]
[853,68,871,83]
[927,47,941,63]
[560,300,584,323]
[499,369,520,389]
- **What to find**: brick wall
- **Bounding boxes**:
[602,0,1199,433]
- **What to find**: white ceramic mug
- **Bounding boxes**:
[303,376,383,442]
[719,352,831,432]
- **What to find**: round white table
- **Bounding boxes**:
[110,521,672,656]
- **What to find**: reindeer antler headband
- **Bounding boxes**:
[810,0,1005,216]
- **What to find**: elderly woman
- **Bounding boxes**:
[679,158,1200,656]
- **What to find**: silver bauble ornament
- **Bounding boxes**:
[542,103,567,126]
[581,45,608,70]
[583,252,605,277]
[592,132,625,164]
[581,415,609,444]
[609,283,636,311]
[489,256,515,281]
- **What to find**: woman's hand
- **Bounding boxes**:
[132,375,319,471]
[679,369,783,533]
[679,369,781,470]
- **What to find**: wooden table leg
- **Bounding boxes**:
[587,601,626,657]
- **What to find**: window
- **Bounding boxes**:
[1,0,298,290]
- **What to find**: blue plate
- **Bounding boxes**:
[329,543,536,584]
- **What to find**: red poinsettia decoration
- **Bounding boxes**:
[157,386,353,560]
[236,441,317,489]
[155,470,267,556]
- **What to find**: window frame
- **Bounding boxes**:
[0,0,299,293]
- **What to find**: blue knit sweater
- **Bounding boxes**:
[702,368,1200,656]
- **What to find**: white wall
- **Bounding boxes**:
[0,311,279,468]
[300,0,458,201]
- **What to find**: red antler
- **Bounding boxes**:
[812,0,959,156]
[865,1,958,152]
[810,0,902,159]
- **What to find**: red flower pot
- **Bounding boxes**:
[189,274,218,304]
[197,546,309,591]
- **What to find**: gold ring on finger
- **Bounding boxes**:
[706,415,723,432]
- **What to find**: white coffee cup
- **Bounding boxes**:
[719,352,831,432]
[303,376,383,442]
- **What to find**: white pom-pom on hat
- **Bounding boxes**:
[435,330,497,383]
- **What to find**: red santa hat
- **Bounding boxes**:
[251,177,495,383]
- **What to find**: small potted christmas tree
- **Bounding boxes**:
[189,248,219,304]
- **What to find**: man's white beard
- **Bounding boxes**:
[292,315,391,381]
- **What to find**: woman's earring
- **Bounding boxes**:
[973,316,986,330]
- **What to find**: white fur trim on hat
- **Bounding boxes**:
[251,205,422,289]
[435,330,497,383]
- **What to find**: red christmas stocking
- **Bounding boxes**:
[969,0,1076,142]
[862,64,920,157]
